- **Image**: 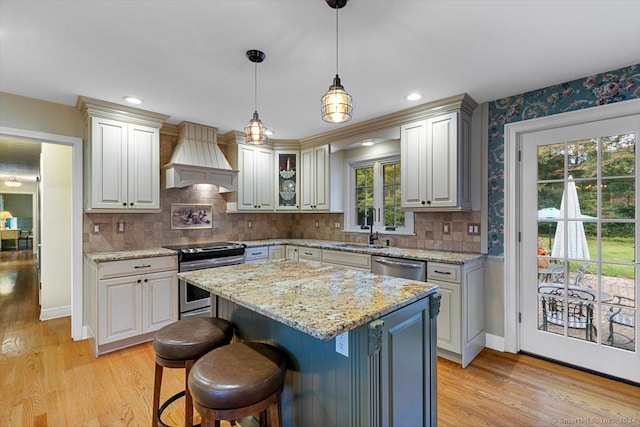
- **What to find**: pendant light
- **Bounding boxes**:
[245,49,268,145]
[321,0,352,123]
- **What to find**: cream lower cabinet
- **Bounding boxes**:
[285,245,322,264]
[322,249,371,271]
[286,245,299,260]
[85,255,178,357]
[428,260,484,367]
[269,245,285,260]
[245,245,285,263]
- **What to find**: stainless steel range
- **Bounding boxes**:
[164,241,245,318]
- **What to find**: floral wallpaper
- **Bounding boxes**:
[487,64,640,256]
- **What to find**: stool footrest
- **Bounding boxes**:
[158,390,201,427]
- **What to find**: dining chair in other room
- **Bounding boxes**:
[607,296,635,346]
[540,286,596,341]
[18,230,33,249]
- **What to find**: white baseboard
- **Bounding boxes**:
[80,325,92,341]
[39,305,71,321]
[485,333,505,352]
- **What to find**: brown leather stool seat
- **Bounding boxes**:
[189,342,286,427]
[152,317,233,427]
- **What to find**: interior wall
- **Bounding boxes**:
[3,193,31,217]
[0,92,84,138]
[40,143,72,320]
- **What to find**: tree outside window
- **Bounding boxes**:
[349,156,412,234]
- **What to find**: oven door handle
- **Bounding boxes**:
[180,255,245,271]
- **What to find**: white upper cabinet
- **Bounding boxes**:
[300,144,330,211]
[237,144,274,211]
[78,97,168,212]
[401,95,475,211]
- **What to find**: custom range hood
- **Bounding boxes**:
[162,122,238,190]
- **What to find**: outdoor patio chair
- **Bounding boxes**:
[540,286,596,341]
[607,296,635,346]
[549,264,593,287]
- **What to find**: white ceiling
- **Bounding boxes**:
[1,0,639,179]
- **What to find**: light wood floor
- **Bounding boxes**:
[1,250,638,426]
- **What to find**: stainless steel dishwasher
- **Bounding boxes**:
[371,256,427,281]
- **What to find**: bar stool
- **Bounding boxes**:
[152,317,233,427]
[188,342,286,427]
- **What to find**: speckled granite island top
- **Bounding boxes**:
[85,247,177,263]
[179,259,438,341]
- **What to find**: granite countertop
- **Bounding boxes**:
[179,259,438,341]
[84,239,485,265]
[85,247,177,262]
[236,238,485,265]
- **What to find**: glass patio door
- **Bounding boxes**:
[520,114,639,383]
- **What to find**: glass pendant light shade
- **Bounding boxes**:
[245,49,268,145]
[245,110,267,145]
[321,74,352,123]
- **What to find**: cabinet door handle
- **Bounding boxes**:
[123,202,127,206]
[303,251,313,256]
[433,270,451,275]
[421,200,426,205]
[134,264,151,269]
[144,278,148,282]
[137,279,142,283]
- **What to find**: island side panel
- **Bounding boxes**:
[379,296,436,426]
[215,297,368,427]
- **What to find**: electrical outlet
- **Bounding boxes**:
[335,332,349,357]
[93,224,100,233]
[443,222,451,234]
[247,220,253,229]
[118,220,124,232]
[467,223,481,236]
[315,220,320,228]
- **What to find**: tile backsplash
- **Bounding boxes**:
[84,200,481,253]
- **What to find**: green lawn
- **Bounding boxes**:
[547,237,635,278]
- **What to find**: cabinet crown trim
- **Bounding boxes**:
[77,96,169,128]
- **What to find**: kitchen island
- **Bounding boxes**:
[179,259,441,427]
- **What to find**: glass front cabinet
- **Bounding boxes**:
[275,150,299,210]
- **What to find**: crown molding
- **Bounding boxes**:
[76,96,169,128]
[299,93,478,150]
[160,123,179,137]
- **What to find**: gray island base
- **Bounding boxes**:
[179,260,441,427]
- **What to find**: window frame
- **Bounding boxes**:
[344,153,414,235]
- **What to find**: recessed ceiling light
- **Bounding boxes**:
[362,140,374,147]
[406,93,422,101]
[123,96,143,105]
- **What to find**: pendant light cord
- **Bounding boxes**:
[254,62,258,112]
[335,5,339,76]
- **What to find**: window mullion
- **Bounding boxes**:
[373,161,383,230]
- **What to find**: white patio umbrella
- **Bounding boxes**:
[551,177,591,260]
